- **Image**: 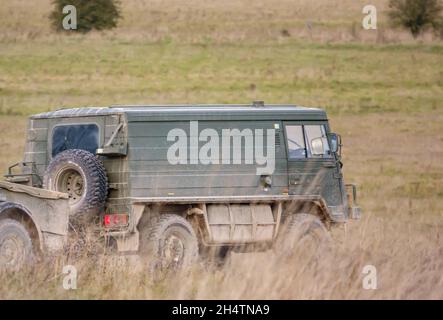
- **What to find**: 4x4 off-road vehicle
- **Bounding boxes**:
[3,103,360,273]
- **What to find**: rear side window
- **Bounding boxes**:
[52,124,99,157]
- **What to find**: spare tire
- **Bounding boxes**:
[43,149,108,218]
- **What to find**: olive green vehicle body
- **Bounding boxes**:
[5,104,360,252]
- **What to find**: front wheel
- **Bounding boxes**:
[0,219,34,271]
[140,214,199,281]
[278,213,331,253]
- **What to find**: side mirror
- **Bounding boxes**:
[329,133,341,155]
[330,133,338,153]
[310,137,324,156]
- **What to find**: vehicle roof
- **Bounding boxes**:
[30,104,328,121]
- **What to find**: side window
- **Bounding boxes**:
[52,124,99,157]
[285,125,306,159]
[304,125,332,158]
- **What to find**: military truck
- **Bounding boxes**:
[4,102,360,273]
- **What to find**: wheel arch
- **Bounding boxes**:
[282,198,332,228]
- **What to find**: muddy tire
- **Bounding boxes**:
[279,213,331,253]
[140,214,199,281]
[200,245,232,268]
[43,149,108,218]
[0,219,34,270]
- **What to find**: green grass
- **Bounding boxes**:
[0,39,442,116]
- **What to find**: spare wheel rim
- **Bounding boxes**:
[54,163,86,206]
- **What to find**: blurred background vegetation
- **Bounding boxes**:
[0,0,441,117]
[50,0,121,33]
[0,0,442,208]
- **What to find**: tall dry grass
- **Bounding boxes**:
[0,212,441,299]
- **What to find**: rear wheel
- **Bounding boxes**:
[0,219,34,271]
[140,214,199,281]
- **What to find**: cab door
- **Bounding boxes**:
[283,122,345,209]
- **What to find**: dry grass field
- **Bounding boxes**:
[0,0,442,299]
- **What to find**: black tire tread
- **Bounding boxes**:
[140,214,199,278]
[142,214,198,257]
[43,149,108,216]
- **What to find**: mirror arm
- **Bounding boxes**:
[338,134,343,158]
